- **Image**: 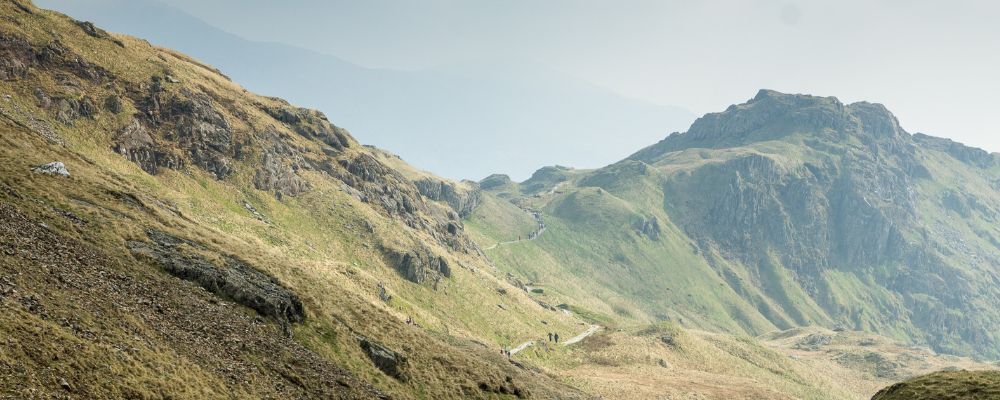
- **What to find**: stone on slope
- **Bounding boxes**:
[31,162,69,176]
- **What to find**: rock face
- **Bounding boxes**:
[334,152,474,252]
[414,177,482,218]
[357,336,408,381]
[490,89,1000,359]
[0,33,109,83]
[637,90,1000,357]
[383,246,451,284]
[913,133,997,169]
[632,215,661,240]
[113,119,184,174]
[127,230,305,323]
[31,162,69,176]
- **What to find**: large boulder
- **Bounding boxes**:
[31,162,69,177]
[357,336,408,381]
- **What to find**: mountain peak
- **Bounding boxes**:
[630,89,908,162]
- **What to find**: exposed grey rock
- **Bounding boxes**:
[54,96,97,124]
[0,33,109,83]
[262,102,351,151]
[796,333,833,350]
[357,336,408,381]
[377,283,392,302]
[632,215,661,240]
[73,20,123,47]
[127,230,305,324]
[31,162,69,176]
[254,150,309,197]
[383,246,450,284]
[113,119,183,174]
[413,177,481,218]
[104,94,123,113]
[914,133,996,169]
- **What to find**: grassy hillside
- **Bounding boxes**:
[465,89,1000,399]
[4,2,998,399]
[0,1,586,397]
[468,90,1000,362]
[872,370,1000,400]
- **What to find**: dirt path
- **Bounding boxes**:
[510,340,535,355]
[483,209,546,250]
[563,325,600,346]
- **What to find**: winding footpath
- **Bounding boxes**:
[509,324,600,356]
[482,210,546,250]
[562,325,600,346]
[485,182,600,356]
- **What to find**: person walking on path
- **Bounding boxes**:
[554,333,560,343]
[548,332,553,342]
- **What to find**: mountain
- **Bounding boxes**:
[469,89,1000,361]
[0,2,595,397]
[34,0,696,181]
[3,2,997,398]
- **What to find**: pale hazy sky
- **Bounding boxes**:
[137,0,1000,154]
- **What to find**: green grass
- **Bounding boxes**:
[872,371,1000,400]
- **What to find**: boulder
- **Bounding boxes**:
[357,336,408,381]
[31,162,69,176]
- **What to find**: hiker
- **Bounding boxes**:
[405,316,412,325]
[554,333,560,343]
[548,332,553,342]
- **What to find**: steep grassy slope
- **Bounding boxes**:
[0,1,586,398]
[468,89,1000,361]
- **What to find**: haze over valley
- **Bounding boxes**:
[2,1,999,399]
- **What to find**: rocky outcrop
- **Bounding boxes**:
[127,230,305,324]
[73,20,124,47]
[632,215,661,240]
[0,33,110,83]
[357,336,408,381]
[383,246,451,284]
[914,133,997,169]
[333,152,474,252]
[414,178,481,218]
[261,102,351,152]
[112,119,184,174]
[254,149,310,197]
[649,91,1000,357]
[53,96,98,124]
[31,161,70,176]
[123,78,241,180]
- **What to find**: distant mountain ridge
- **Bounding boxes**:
[470,89,1000,359]
[36,0,696,181]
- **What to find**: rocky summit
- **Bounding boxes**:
[2,1,999,399]
[474,89,1000,359]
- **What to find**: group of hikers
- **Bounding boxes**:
[500,332,561,359]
